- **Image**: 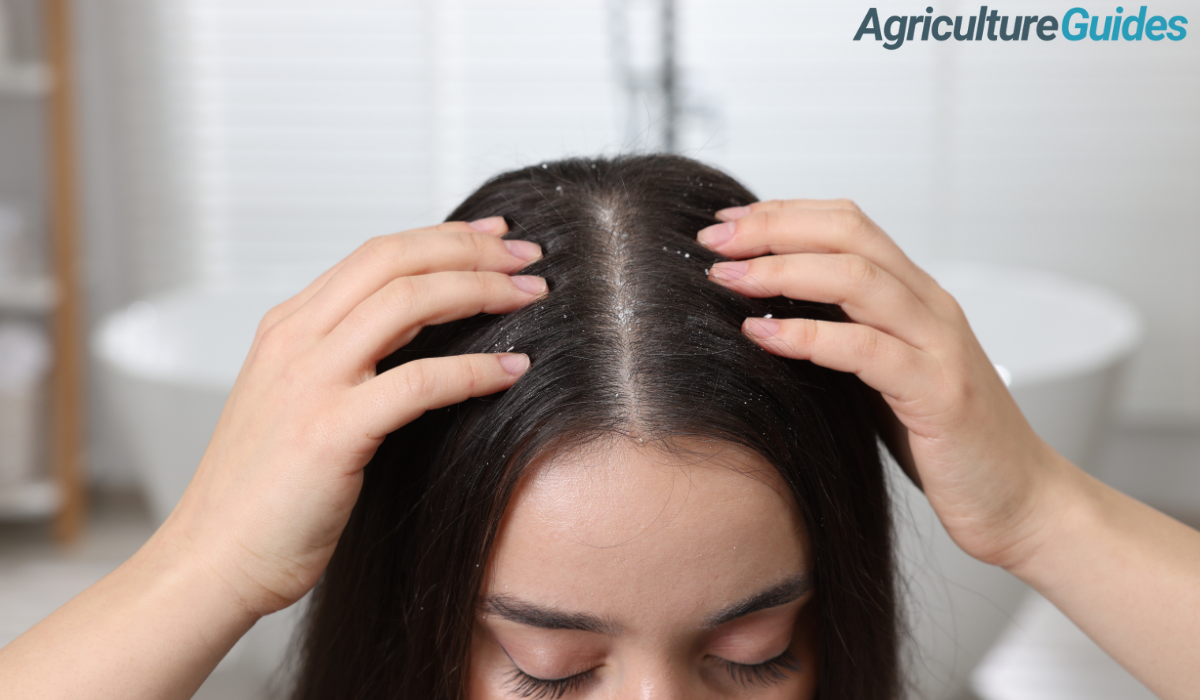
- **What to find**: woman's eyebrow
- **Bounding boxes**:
[484,595,621,634]
[703,574,813,630]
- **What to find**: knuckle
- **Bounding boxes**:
[381,276,421,315]
[763,255,790,281]
[450,230,491,260]
[254,319,291,355]
[461,356,486,393]
[831,198,862,212]
[466,271,496,297]
[852,326,882,360]
[399,363,433,399]
[843,255,880,289]
[832,208,870,236]
[255,305,288,339]
[758,207,782,234]
[364,234,401,266]
[795,318,820,346]
[937,290,969,323]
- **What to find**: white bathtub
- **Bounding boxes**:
[94,289,290,525]
[92,262,1142,698]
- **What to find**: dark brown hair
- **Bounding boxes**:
[290,154,899,699]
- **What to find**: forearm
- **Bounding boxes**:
[0,532,259,700]
[1008,452,1200,700]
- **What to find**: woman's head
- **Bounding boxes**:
[293,155,898,699]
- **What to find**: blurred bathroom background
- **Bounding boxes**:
[0,1,1197,698]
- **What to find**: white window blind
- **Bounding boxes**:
[167,0,621,289]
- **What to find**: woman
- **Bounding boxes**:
[293,156,897,699]
[3,155,1199,700]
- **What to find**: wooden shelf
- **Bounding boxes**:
[45,0,88,541]
[0,2,86,539]
[0,63,52,96]
[0,275,57,314]
[0,479,61,520]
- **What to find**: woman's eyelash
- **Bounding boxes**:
[722,649,801,688]
[503,650,798,697]
[505,667,595,700]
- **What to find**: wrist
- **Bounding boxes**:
[999,448,1104,584]
[139,518,268,630]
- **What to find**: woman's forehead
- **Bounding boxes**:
[484,438,809,628]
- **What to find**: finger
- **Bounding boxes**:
[698,207,947,310]
[253,251,359,344]
[292,221,539,337]
[715,198,861,221]
[270,218,504,323]
[323,271,547,370]
[742,316,935,404]
[255,218,510,341]
[465,216,510,236]
[870,388,922,487]
[352,352,530,438]
[709,253,940,349]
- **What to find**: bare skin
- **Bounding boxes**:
[469,439,818,699]
[1,201,1198,699]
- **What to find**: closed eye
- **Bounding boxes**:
[720,648,800,688]
[505,665,596,699]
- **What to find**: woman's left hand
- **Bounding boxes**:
[700,200,1200,700]
[698,200,1066,571]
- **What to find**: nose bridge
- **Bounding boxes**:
[627,677,688,700]
[618,655,692,700]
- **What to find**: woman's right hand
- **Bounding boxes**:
[156,216,545,617]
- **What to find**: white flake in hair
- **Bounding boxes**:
[591,198,641,426]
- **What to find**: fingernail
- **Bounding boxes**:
[715,205,751,222]
[504,239,542,262]
[745,317,779,339]
[468,216,506,234]
[510,275,547,295]
[499,353,530,376]
[710,260,748,282]
[698,221,736,248]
